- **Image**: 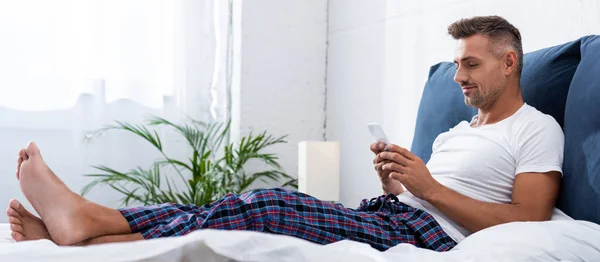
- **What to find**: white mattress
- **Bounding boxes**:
[1,220,600,262]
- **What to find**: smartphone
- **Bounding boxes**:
[367,123,390,146]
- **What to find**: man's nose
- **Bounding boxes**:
[453,68,467,84]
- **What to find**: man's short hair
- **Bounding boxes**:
[448,16,523,77]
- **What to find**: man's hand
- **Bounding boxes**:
[370,142,404,195]
[376,144,443,200]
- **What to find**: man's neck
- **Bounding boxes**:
[473,83,524,127]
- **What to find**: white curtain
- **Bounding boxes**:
[0,0,231,218]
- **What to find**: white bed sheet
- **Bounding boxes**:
[1,220,600,262]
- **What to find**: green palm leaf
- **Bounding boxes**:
[83,116,296,207]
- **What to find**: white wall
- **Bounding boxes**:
[327,0,600,206]
[233,0,328,185]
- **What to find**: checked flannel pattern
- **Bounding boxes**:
[119,188,456,251]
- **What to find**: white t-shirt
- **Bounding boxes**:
[396,103,566,243]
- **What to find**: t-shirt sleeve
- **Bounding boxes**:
[514,115,564,176]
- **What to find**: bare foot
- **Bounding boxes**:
[17,141,87,245]
[5,199,51,242]
[17,141,132,246]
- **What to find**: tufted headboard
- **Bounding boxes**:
[410,35,600,224]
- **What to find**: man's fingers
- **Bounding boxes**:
[373,153,382,164]
[373,146,391,164]
[390,172,404,181]
[376,161,390,171]
[370,142,387,154]
[370,143,378,154]
[390,172,409,183]
[379,152,409,166]
[376,162,383,172]
[386,144,415,160]
[382,162,406,174]
[373,153,381,164]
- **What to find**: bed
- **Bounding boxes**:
[1,220,600,262]
[1,35,600,262]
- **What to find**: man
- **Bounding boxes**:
[6,15,563,251]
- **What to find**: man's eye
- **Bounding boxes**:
[469,63,478,67]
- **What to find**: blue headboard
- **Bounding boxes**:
[411,35,600,224]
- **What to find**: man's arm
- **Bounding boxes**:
[377,144,561,233]
[425,171,560,233]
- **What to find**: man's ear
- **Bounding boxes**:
[504,50,518,76]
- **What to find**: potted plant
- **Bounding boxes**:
[81,116,297,207]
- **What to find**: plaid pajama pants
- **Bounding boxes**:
[118,188,456,251]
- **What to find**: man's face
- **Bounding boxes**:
[453,35,507,109]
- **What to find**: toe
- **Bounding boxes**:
[25,141,40,158]
[9,199,20,210]
[7,207,20,218]
[18,149,26,161]
[17,153,24,180]
[10,223,23,233]
[8,216,23,225]
[11,231,23,241]
[18,148,28,161]
[10,199,36,218]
